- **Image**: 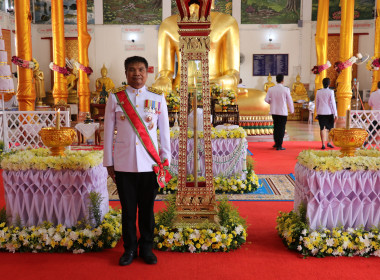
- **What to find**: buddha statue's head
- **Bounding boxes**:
[267,73,272,82]
[101,64,108,78]
[296,74,301,82]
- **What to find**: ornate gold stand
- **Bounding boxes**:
[329,128,368,157]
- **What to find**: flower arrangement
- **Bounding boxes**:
[277,204,380,258]
[166,90,181,112]
[297,149,380,172]
[159,157,259,195]
[218,96,231,106]
[154,196,247,253]
[211,85,222,98]
[366,56,380,71]
[170,127,247,139]
[226,89,237,104]
[0,206,121,253]
[49,62,70,76]
[11,56,35,69]
[1,148,103,171]
[311,61,331,74]
[74,61,93,75]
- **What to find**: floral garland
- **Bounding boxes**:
[334,54,362,74]
[170,127,247,139]
[311,61,331,74]
[49,62,70,76]
[11,56,35,69]
[297,149,380,172]
[1,148,103,171]
[277,205,380,258]
[0,207,121,253]
[159,168,259,194]
[154,196,247,253]
[74,61,93,75]
[366,56,380,71]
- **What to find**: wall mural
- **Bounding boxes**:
[241,0,300,24]
[170,0,232,16]
[32,0,95,24]
[103,0,162,25]
[312,0,375,21]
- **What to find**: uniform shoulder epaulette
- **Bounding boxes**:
[148,87,164,95]
[111,85,128,94]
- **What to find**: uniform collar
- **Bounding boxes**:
[127,85,146,94]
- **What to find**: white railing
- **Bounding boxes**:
[351,110,380,149]
[0,111,70,152]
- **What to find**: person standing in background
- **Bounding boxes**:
[315,77,337,149]
[265,74,294,150]
[103,56,171,266]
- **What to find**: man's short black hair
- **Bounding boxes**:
[276,74,284,83]
[377,81,380,89]
[124,56,148,72]
[322,77,331,89]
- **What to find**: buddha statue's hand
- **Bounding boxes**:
[152,76,173,94]
[210,73,238,91]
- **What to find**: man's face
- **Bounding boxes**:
[125,62,147,89]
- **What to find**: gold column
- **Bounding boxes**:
[371,1,380,92]
[314,0,329,93]
[14,0,35,111]
[77,0,91,116]
[336,0,354,125]
[51,0,68,104]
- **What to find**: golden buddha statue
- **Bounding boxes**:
[291,74,309,102]
[32,58,46,106]
[264,73,275,92]
[67,67,78,104]
[95,64,115,93]
[152,0,240,93]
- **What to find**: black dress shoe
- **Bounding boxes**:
[276,147,286,150]
[272,144,277,148]
[327,143,334,148]
[321,145,325,150]
[140,251,157,265]
[119,250,138,266]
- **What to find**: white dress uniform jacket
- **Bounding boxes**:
[264,84,294,116]
[316,88,337,117]
[369,89,380,120]
[103,85,171,172]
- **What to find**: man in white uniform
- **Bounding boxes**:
[264,74,294,150]
[103,56,171,266]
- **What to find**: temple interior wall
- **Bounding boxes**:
[0,0,376,95]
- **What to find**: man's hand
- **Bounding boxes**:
[107,166,116,183]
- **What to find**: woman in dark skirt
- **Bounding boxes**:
[315,78,338,149]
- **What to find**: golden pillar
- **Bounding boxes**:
[77,0,91,116]
[336,0,354,125]
[14,0,35,111]
[314,0,329,93]
[51,0,68,104]
[371,2,380,92]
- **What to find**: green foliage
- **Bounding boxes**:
[155,194,177,227]
[0,207,7,225]
[218,196,247,230]
[89,192,104,227]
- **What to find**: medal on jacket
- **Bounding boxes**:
[120,115,126,120]
[148,122,154,130]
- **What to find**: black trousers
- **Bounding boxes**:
[115,171,158,254]
[272,114,288,147]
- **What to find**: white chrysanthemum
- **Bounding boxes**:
[69,231,78,241]
[159,228,166,236]
[235,225,244,235]
[201,243,209,251]
[188,244,196,253]
[326,238,334,247]
[297,245,302,251]
[48,227,56,236]
[53,233,62,242]
[373,250,380,257]
[73,249,85,254]
[311,248,319,255]
[173,232,181,241]
[301,229,307,236]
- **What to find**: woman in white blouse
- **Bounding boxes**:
[315,78,338,149]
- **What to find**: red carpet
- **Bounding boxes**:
[1,142,380,279]
[248,141,338,174]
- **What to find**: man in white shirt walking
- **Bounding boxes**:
[264,74,294,150]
